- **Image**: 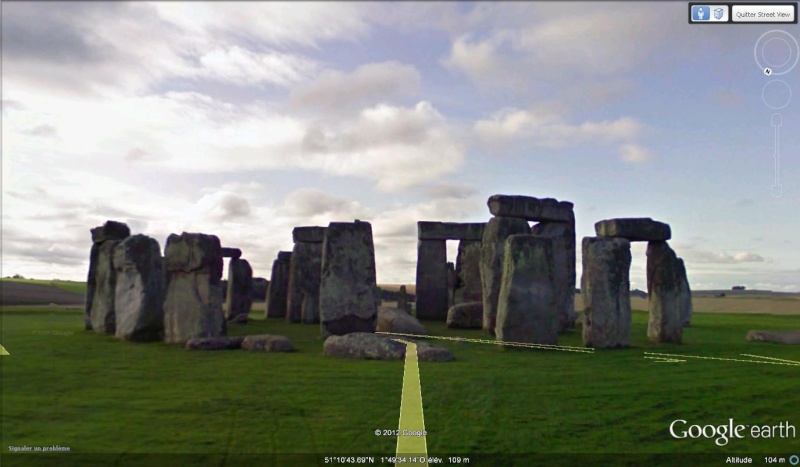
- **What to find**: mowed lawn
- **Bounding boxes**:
[2,306,800,467]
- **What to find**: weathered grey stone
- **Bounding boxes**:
[487,195,574,222]
[241,334,294,352]
[253,277,268,301]
[595,218,671,242]
[112,234,165,342]
[185,336,244,350]
[90,239,124,334]
[454,240,482,305]
[416,342,456,362]
[266,251,292,318]
[225,258,253,322]
[90,220,131,244]
[746,330,800,345]
[86,220,131,331]
[646,241,683,344]
[496,235,558,347]
[417,222,485,241]
[84,243,100,330]
[677,258,693,327]
[377,307,428,336]
[319,221,379,337]
[323,333,454,362]
[221,247,242,259]
[415,239,448,320]
[446,261,456,310]
[531,218,577,333]
[397,285,409,311]
[163,232,224,275]
[163,233,226,344]
[286,241,322,323]
[301,293,320,324]
[229,314,248,324]
[580,237,632,348]
[480,216,531,335]
[292,226,326,243]
[446,302,483,329]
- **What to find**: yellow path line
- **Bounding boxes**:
[378,332,594,354]
[645,351,800,367]
[741,353,800,365]
[0,345,9,356]
[392,339,428,466]
[644,356,686,363]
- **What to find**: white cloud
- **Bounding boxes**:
[474,106,649,157]
[618,143,652,163]
[153,3,369,49]
[688,250,767,264]
[191,46,318,87]
[291,61,421,112]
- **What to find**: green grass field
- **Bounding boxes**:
[1,278,88,296]
[2,307,799,466]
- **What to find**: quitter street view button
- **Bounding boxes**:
[732,4,797,22]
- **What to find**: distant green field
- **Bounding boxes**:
[2,307,799,467]
[1,278,87,296]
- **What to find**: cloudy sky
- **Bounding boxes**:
[2,2,798,292]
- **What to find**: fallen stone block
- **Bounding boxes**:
[241,334,294,352]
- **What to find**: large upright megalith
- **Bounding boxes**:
[287,226,325,324]
[319,221,379,337]
[581,237,632,348]
[481,195,576,336]
[113,234,165,341]
[677,258,693,327]
[595,216,688,344]
[415,239,448,320]
[225,257,253,323]
[646,241,683,344]
[532,215,577,333]
[453,240,482,305]
[415,222,484,321]
[480,216,530,335]
[495,235,558,346]
[163,232,226,344]
[86,220,131,333]
[446,261,456,310]
[266,251,292,318]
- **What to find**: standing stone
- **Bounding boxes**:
[531,216,576,333]
[286,227,324,324]
[266,251,292,318]
[397,285,409,311]
[581,237,632,348]
[86,221,131,334]
[301,293,320,324]
[446,261,456,310]
[646,241,683,344]
[252,277,268,301]
[453,240,483,305]
[225,258,253,323]
[480,216,531,335]
[414,239,448,320]
[496,235,558,346]
[112,234,165,341]
[85,243,100,330]
[163,232,226,344]
[320,221,379,337]
[677,258,693,327]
